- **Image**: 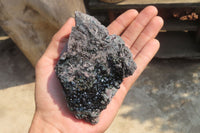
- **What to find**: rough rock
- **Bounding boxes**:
[55,11,137,124]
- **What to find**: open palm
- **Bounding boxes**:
[29,6,163,133]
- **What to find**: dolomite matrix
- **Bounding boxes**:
[55,11,137,124]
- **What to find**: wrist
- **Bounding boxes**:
[29,112,61,133]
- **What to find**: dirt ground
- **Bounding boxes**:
[106,59,200,133]
[0,29,200,133]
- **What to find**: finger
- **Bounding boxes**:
[121,6,158,48]
[43,17,75,61]
[131,16,164,58]
[123,39,160,89]
[52,18,75,42]
[107,9,138,35]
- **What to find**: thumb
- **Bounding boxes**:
[43,17,75,62]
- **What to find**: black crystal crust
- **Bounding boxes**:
[55,11,137,124]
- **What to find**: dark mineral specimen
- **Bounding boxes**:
[55,11,137,124]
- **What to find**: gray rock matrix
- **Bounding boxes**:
[55,11,137,124]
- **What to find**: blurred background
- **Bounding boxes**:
[0,0,200,133]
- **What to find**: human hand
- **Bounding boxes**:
[29,6,163,133]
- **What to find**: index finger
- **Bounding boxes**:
[107,9,138,35]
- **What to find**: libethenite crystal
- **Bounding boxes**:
[55,11,137,124]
